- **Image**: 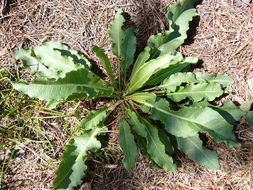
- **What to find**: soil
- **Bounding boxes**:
[0,0,253,189]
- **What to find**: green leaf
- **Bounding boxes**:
[142,119,176,171]
[147,0,197,58]
[146,56,197,85]
[118,119,137,174]
[33,41,90,79]
[133,98,238,147]
[167,82,223,102]
[127,53,182,93]
[162,0,198,53]
[176,134,220,170]
[159,72,197,92]
[158,129,174,154]
[246,111,253,128]
[211,101,245,124]
[92,46,115,84]
[122,27,136,70]
[108,9,125,57]
[131,47,150,75]
[126,109,147,138]
[53,127,106,190]
[13,48,50,78]
[195,72,234,87]
[13,68,113,101]
[81,107,107,130]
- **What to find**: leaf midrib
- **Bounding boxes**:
[27,82,111,91]
[167,90,221,96]
[140,101,229,139]
[54,128,100,189]
[146,126,174,170]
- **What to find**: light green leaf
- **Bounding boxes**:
[92,46,115,84]
[167,82,223,102]
[122,27,136,70]
[32,41,90,79]
[240,101,253,112]
[159,72,197,92]
[127,53,182,93]
[108,9,125,57]
[146,56,197,85]
[45,100,60,109]
[131,47,150,75]
[195,72,234,87]
[12,68,113,101]
[13,48,55,78]
[53,126,106,190]
[143,119,176,171]
[133,98,238,147]
[176,134,220,170]
[126,92,157,113]
[81,107,107,130]
[211,101,245,124]
[118,119,137,174]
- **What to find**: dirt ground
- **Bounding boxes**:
[0,0,253,189]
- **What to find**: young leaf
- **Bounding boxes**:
[108,9,125,58]
[12,68,113,101]
[92,46,115,84]
[176,134,220,170]
[118,119,137,174]
[142,119,176,171]
[127,53,182,93]
[122,27,136,70]
[131,47,150,75]
[81,107,107,130]
[195,72,234,87]
[167,82,223,102]
[53,126,106,190]
[132,98,238,147]
[146,56,198,85]
[126,92,157,113]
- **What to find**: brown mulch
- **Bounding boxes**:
[0,0,253,189]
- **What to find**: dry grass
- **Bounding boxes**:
[0,0,253,189]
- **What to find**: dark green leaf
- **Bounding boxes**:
[143,119,176,171]
[118,119,137,174]
[108,9,125,57]
[176,134,220,170]
[92,46,115,84]
[122,27,136,70]
[53,126,106,190]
